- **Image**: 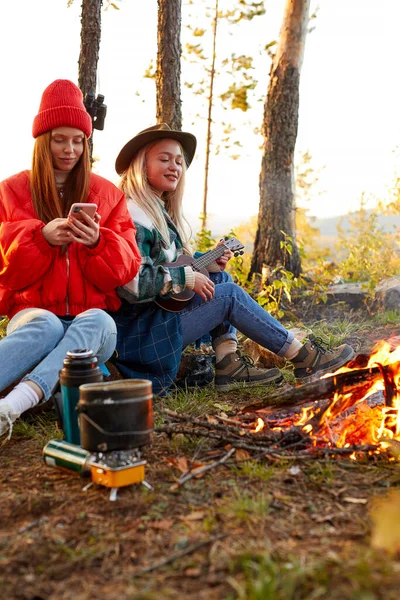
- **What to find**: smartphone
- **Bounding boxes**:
[68,203,97,222]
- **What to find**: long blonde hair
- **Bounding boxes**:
[30,132,91,223]
[119,140,192,253]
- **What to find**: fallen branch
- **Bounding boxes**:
[156,423,291,446]
[156,424,309,454]
[133,533,228,575]
[161,408,253,436]
[173,447,236,488]
[158,409,289,443]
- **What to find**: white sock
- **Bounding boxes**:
[215,339,238,363]
[1,382,40,416]
[284,338,303,360]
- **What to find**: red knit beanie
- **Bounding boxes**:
[32,79,92,138]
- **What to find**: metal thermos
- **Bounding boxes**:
[59,349,103,445]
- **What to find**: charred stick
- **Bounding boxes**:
[376,362,398,407]
[241,362,400,413]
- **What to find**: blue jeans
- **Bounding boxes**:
[0,308,117,400]
[180,271,293,356]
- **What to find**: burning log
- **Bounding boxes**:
[157,345,400,460]
[241,361,400,414]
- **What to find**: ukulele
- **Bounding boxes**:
[155,237,245,312]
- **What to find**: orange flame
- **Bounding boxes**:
[251,340,400,455]
[252,417,264,433]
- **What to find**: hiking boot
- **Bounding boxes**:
[290,335,355,381]
[214,351,283,391]
[0,401,20,439]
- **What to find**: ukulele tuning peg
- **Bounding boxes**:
[234,251,239,257]
[240,250,244,255]
[224,236,228,240]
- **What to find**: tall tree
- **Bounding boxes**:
[77,0,103,158]
[182,1,264,230]
[250,0,310,278]
[156,0,182,130]
[201,0,219,231]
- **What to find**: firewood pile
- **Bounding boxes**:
[156,344,400,486]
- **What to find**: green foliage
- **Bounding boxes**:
[220,81,257,111]
[193,219,215,252]
[222,1,266,24]
[143,60,156,79]
[220,54,257,110]
[255,266,307,319]
[185,42,207,61]
[337,197,400,296]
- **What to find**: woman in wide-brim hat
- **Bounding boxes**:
[112,124,355,396]
[0,79,141,438]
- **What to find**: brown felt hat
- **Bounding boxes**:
[115,123,197,175]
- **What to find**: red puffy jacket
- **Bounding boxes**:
[0,170,141,319]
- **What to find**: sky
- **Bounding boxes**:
[1,0,400,232]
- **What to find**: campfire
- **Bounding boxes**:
[158,340,400,484]
[253,340,400,453]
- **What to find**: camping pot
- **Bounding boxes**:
[77,379,153,452]
[59,349,103,445]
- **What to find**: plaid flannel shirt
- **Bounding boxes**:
[113,200,187,395]
[117,200,187,304]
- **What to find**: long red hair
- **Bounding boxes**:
[30,132,91,223]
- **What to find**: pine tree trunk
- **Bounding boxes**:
[78,0,102,159]
[156,0,182,130]
[250,0,310,279]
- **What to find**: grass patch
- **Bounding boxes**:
[303,460,337,485]
[157,385,218,417]
[370,309,400,327]
[307,318,363,347]
[219,488,271,524]
[226,549,399,600]
[232,460,276,483]
[12,412,62,443]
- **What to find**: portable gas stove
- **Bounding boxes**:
[43,439,152,500]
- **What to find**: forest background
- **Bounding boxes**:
[2,0,400,249]
[4,3,400,598]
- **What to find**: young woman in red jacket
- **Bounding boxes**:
[0,80,141,437]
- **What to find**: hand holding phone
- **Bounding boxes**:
[67,203,100,248]
[68,203,97,222]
